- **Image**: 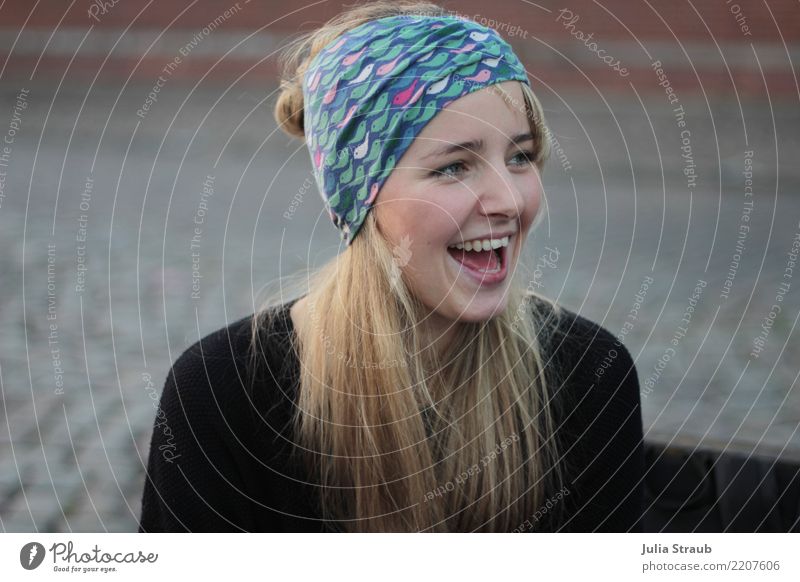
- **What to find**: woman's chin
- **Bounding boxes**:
[446,290,510,322]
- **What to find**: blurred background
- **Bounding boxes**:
[0,0,798,532]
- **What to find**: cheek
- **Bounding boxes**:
[384,198,463,247]
[521,174,543,225]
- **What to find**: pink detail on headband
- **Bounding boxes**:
[365,182,380,205]
[323,79,339,104]
[464,69,491,83]
[392,80,419,106]
[326,37,346,53]
[408,84,426,105]
[377,55,401,76]
[337,104,358,128]
[342,47,366,66]
[450,42,476,54]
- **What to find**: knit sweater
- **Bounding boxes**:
[138,296,645,532]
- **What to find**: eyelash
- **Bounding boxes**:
[430,150,536,179]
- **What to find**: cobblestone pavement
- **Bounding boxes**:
[0,77,798,532]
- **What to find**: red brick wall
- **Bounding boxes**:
[1,0,797,93]
[2,0,796,40]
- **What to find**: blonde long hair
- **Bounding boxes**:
[252,0,567,532]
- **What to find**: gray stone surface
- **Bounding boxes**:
[0,77,798,532]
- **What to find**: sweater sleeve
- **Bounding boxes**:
[137,345,255,532]
[136,315,294,533]
[550,315,646,533]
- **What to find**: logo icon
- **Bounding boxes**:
[389,233,412,289]
[20,542,46,570]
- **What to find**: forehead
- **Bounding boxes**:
[415,81,528,141]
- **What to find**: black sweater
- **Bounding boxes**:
[138,296,645,532]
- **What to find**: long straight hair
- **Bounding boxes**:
[252,0,567,532]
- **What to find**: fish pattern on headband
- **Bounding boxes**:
[302,14,531,246]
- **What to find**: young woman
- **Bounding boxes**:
[139,1,645,533]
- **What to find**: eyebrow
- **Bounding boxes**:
[421,132,535,161]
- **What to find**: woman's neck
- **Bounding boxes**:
[417,309,460,360]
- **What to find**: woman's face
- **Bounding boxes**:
[374,81,543,331]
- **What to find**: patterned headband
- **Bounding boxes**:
[302,13,530,246]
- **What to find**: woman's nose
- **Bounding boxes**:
[476,160,528,219]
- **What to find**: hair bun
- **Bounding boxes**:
[274,77,306,139]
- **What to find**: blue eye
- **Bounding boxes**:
[511,150,536,165]
[430,161,466,179]
[429,151,536,180]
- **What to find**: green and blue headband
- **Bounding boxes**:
[302,14,530,246]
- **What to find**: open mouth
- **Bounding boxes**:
[446,236,510,285]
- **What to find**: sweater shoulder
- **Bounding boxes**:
[164,301,297,423]
[166,314,256,401]
[529,295,641,445]
[139,305,302,532]
[530,295,636,386]
[172,315,254,370]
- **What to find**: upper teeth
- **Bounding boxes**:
[448,236,510,251]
